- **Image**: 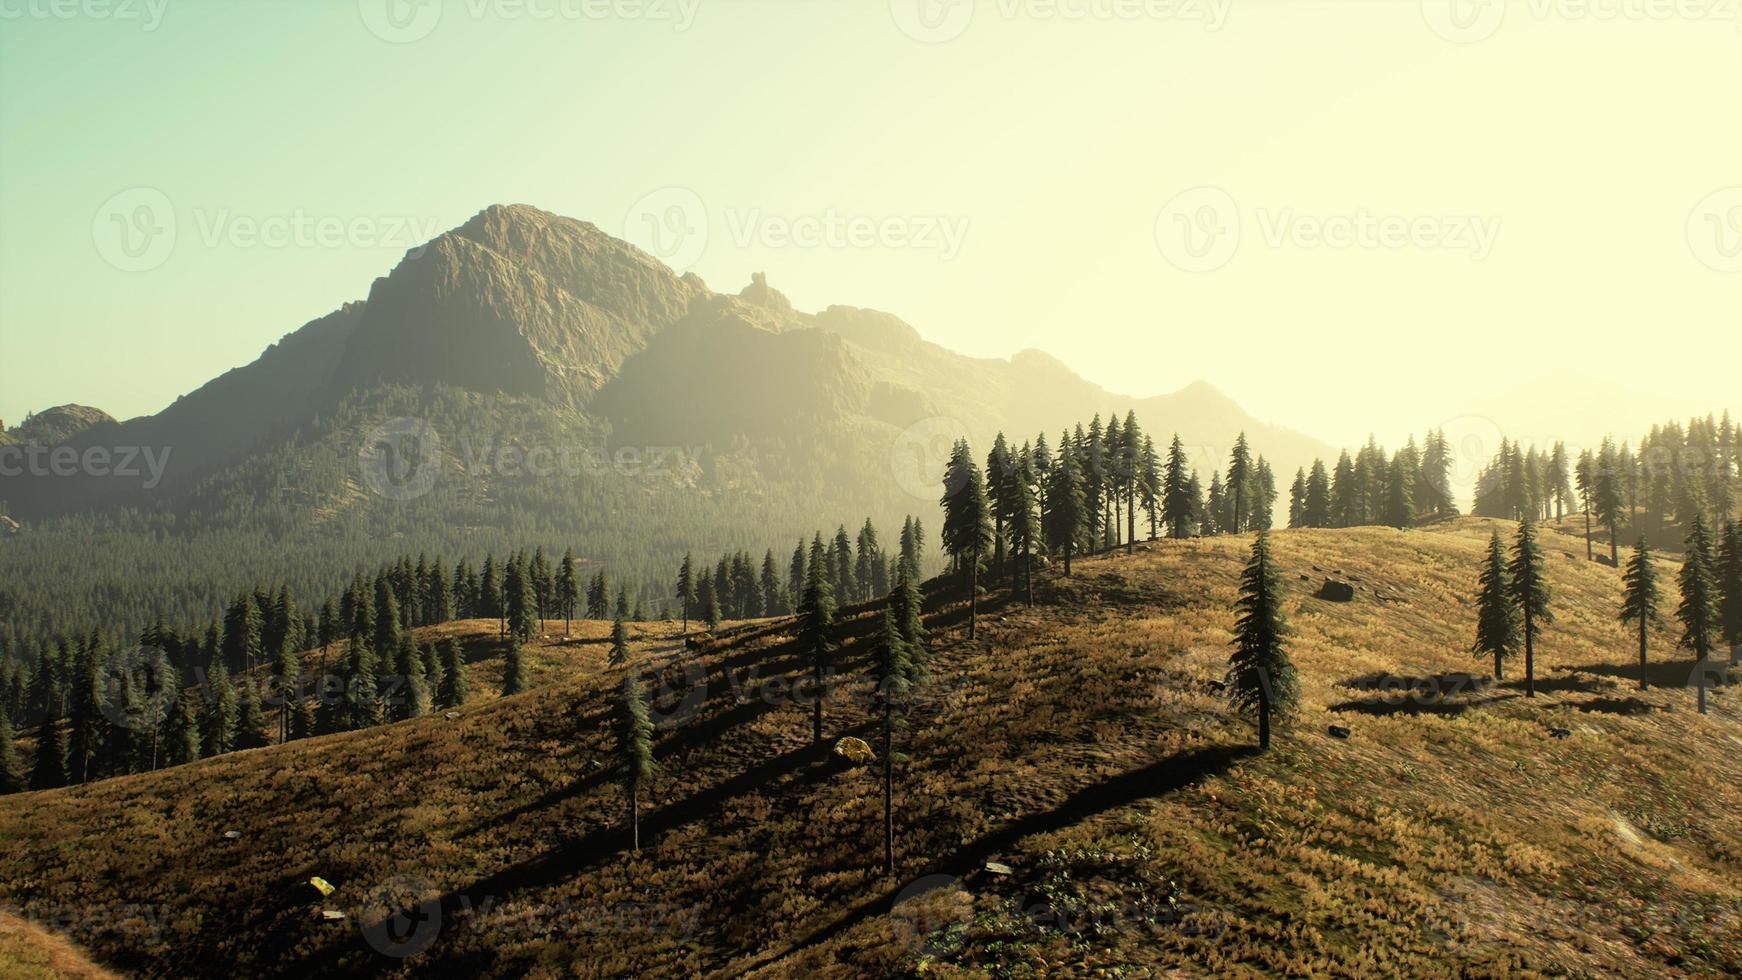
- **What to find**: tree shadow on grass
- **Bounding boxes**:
[1327,695,1510,718]
[1573,659,1736,692]
[1577,697,1658,716]
[744,743,1256,972]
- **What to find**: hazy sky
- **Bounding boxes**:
[1,0,1736,453]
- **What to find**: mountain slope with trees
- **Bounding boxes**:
[2,520,1738,977]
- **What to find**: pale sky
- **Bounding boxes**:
[1,0,1736,452]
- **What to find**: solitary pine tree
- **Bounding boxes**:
[1508,520,1553,698]
[502,638,529,696]
[557,549,579,636]
[1472,531,1518,680]
[1619,537,1662,690]
[609,615,630,666]
[1677,516,1719,714]
[1226,532,1299,750]
[797,551,838,745]
[614,671,656,853]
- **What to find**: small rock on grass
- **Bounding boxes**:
[1328,725,1351,739]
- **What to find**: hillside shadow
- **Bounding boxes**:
[758,743,1255,966]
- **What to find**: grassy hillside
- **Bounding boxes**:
[1,519,1739,977]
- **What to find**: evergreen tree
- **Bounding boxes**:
[675,553,696,631]
[1508,521,1553,698]
[392,635,430,720]
[699,574,721,630]
[761,550,786,617]
[1162,435,1194,539]
[1677,516,1720,714]
[614,671,656,853]
[940,439,992,638]
[30,707,66,790]
[557,548,579,636]
[1288,468,1308,529]
[0,712,26,794]
[235,677,269,749]
[1010,454,1041,605]
[502,638,529,696]
[1472,531,1518,680]
[1717,520,1742,666]
[1226,532,1298,750]
[202,663,238,756]
[1304,459,1332,528]
[609,615,630,667]
[986,434,1012,580]
[1619,537,1662,690]
[1046,439,1087,575]
[65,650,103,784]
[797,549,838,745]
[1227,434,1253,534]
[273,628,300,744]
[1138,432,1162,540]
[167,688,203,764]
[436,639,469,709]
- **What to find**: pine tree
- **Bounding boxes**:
[1718,520,1742,666]
[1508,521,1554,698]
[167,688,203,764]
[1227,434,1253,534]
[1619,537,1662,690]
[1472,531,1518,680]
[1138,433,1162,540]
[436,639,469,708]
[1010,455,1041,605]
[202,663,238,755]
[30,707,67,790]
[699,574,721,630]
[615,671,656,853]
[940,439,992,638]
[1046,439,1087,575]
[675,553,695,631]
[392,635,430,720]
[0,712,26,794]
[65,650,103,784]
[1162,435,1193,539]
[797,549,837,745]
[1304,459,1332,528]
[558,549,579,636]
[502,638,529,696]
[1226,532,1298,750]
[986,434,1012,580]
[609,615,630,666]
[1288,468,1308,529]
[235,677,269,749]
[1677,516,1720,714]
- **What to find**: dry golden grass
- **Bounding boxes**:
[0,911,119,979]
[1,519,1738,977]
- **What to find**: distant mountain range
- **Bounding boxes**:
[0,204,1332,638]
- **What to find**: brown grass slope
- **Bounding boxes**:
[1,519,1740,978]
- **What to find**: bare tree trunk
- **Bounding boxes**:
[1127,488,1136,554]
[967,557,979,640]
[882,705,894,877]
[1523,606,1536,698]
[1639,619,1649,690]
[631,787,640,854]
[1257,689,1271,750]
[1584,511,1593,561]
